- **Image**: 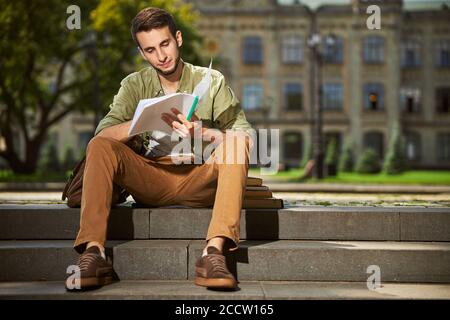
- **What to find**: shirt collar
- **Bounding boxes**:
[151,58,189,96]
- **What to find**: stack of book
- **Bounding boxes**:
[243,177,284,209]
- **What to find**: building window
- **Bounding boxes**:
[436,87,450,114]
[284,83,303,110]
[283,131,303,162]
[322,83,343,111]
[323,36,344,64]
[400,88,421,113]
[435,40,450,67]
[363,131,384,160]
[281,35,303,64]
[242,84,263,110]
[364,83,384,111]
[78,131,93,156]
[405,132,421,162]
[401,40,421,68]
[243,36,263,65]
[437,133,450,162]
[363,36,384,64]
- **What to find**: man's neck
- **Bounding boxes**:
[158,60,184,94]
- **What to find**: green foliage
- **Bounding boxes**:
[0,0,203,173]
[355,148,381,174]
[39,143,61,173]
[338,140,354,172]
[300,139,312,168]
[383,125,408,175]
[325,138,339,166]
[62,146,77,172]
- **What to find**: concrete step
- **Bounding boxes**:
[1,240,449,283]
[0,280,449,300]
[1,204,449,241]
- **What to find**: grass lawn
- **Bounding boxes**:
[1,168,450,185]
[0,170,70,183]
[249,168,450,185]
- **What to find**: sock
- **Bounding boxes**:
[87,244,106,260]
[99,247,106,260]
[202,247,208,257]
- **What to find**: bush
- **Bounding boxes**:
[338,140,354,172]
[355,148,381,174]
[300,139,312,168]
[39,142,61,173]
[383,125,407,175]
[325,138,339,166]
[325,138,339,176]
[62,146,77,172]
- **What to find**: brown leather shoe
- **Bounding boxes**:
[194,246,237,289]
[65,246,114,291]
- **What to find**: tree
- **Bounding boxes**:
[355,148,381,174]
[300,138,312,168]
[338,140,354,173]
[0,0,202,174]
[383,124,407,174]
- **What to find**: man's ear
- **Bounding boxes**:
[175,30,183,48]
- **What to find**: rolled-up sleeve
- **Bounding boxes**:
[94,76,140,136]
[212,74,252,132]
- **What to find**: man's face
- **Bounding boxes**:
[136,26,182,76]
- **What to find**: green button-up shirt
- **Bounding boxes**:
[95,60,252,156]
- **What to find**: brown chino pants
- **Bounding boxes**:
[74,133,250,254]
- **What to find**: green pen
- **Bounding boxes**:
[186,95,199,121]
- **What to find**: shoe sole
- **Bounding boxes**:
[65,276,113,291]
[194,276,237,289]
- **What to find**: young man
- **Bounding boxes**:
[66,7,252,291]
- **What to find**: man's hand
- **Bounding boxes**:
[161,108,225,146]
[161,108,201,138]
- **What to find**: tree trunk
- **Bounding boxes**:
[2,133,45,174]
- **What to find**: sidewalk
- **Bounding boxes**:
[1,191,449,207]
[2,181,450,194]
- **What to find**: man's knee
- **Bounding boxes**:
[86,135,120,155]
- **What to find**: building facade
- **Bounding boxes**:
[188,0,450,169]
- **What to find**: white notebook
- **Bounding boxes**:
[128,60,213,137]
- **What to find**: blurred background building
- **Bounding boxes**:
[3,0,449,171]
[187,0,450,169]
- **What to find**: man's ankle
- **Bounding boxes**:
[86,242,106,259]
[202,237,226,257]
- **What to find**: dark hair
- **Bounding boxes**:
[131,7,177,47]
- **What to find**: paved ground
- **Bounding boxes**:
[1,191,449,207]
[1,280,449,300]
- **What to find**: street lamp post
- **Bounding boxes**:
[306,7,324,179]
[304,3,339,180]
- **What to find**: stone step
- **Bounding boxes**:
[1,240,449,283]
[1,204,449,241]
[1,280,449,300]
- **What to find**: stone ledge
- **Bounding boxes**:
[1,280,449,300]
